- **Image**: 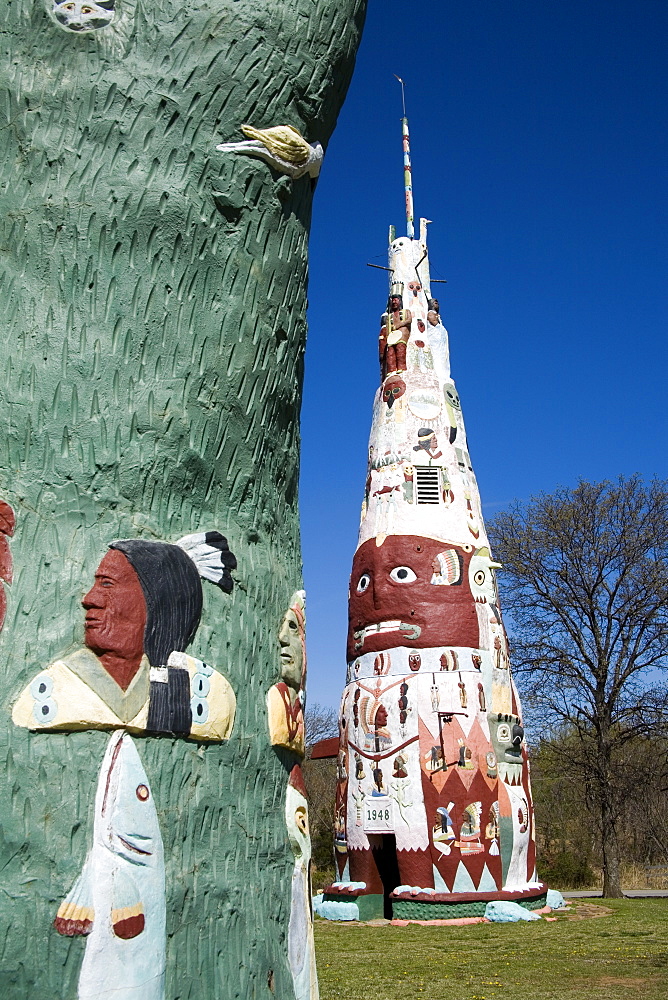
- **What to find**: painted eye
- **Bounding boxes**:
[136,784,149,801]
[356,574,371,593]
[390,566,416,583]
[497,724,511,742]
[474,570,485,586]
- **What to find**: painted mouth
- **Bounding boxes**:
[497,762,523,785]
[118,835,153,856]
[353,620,421,650]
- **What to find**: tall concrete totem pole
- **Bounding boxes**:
[0,2,365,997]
[324,109,546,922]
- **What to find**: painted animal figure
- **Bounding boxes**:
[50,0,116,32]
[55,731,166,1000]
[217,124,324,179]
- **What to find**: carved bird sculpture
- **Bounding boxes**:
[216,124,324,179]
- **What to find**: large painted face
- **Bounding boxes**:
[347,535,480,659]
[82,549,146,664]
[51,0,116,31]
[279,607,304,691]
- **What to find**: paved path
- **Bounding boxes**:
[562,889,668,898]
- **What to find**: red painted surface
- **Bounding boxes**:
[82,549,147,690]
[113,914,145,939]
[54,915,93,937]
[0,501,15,631]
[309,737,339,759]
[347,535,480,659]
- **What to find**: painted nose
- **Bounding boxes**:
[82,583,104,609]
[81,588,96,609]
[372,577,382,611]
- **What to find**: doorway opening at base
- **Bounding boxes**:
[370,834,401,919]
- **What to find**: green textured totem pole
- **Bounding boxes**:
[0,2,366,997]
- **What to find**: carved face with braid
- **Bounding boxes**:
[82,533,236,691]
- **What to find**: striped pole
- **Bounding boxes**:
[401,115,415,239]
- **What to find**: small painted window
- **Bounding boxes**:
[415,466,440,504]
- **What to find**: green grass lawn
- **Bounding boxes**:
[314,898,668,1000]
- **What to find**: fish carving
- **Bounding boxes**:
[55,730,166,999]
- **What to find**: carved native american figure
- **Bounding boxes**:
[0,1,366,996]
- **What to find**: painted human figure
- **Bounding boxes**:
[13,533,237,740]
[372,764,385,795]
[413,427,442,462]
[379,293,412,379]
[392,754,407,778]
[285,765,318,1000]
[355,754,365,780]
[267,590,307,756]
[11,531,237,1000]
[427,297,441,327]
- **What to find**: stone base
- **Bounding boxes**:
[391,884,548,921]
[322,890,385,920]
[321,882,548,922]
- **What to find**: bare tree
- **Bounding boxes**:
[489,477,668,897]
[302,702,340,874]
[304,701,339,753]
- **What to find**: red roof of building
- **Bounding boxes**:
[309,736,340,759]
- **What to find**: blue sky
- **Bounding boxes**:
[300,0,668,710]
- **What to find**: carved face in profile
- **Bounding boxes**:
[347,535,479,659]
[51,0,116,32]
[82,549,146,664]
[279,604,305,691]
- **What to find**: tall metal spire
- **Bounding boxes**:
[394,75,414,239]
